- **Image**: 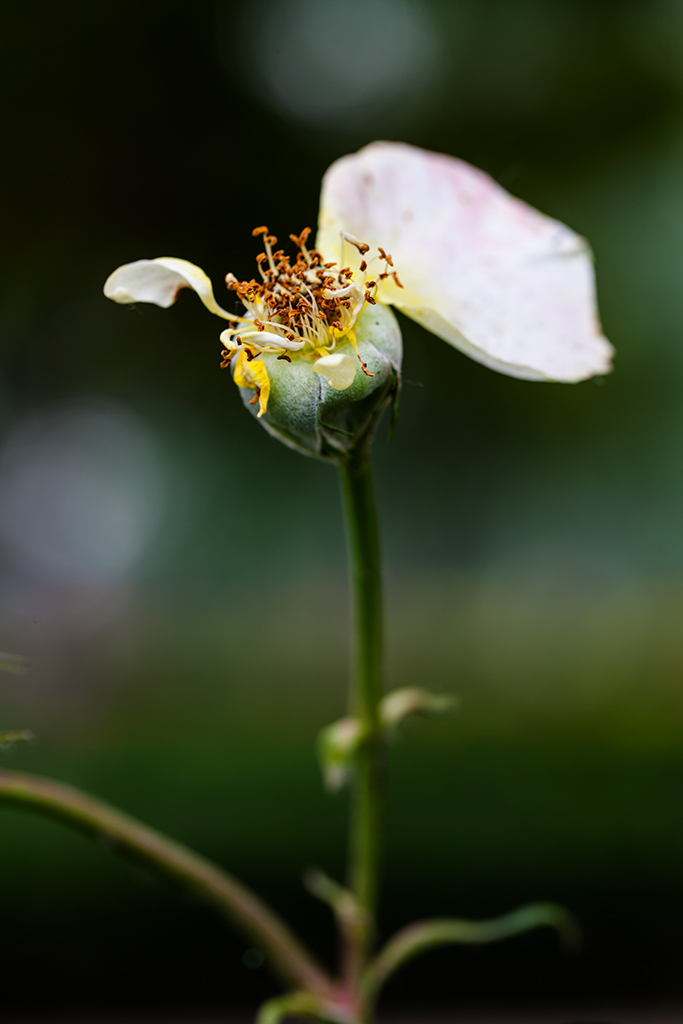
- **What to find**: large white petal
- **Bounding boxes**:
[104,257,232,319]
[317,142,613,382]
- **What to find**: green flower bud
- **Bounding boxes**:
[235,303,402,461]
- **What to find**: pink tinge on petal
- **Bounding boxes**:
[316,142,613,382]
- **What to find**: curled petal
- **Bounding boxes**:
[104,257,233,320]
[313,352,358,390]
[317,142,613,382]
[233,350,271,417]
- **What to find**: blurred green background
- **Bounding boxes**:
[3,0,683,1017]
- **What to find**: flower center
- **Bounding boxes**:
[218,226,402,372]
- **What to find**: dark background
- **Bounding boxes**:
[2,0,683,1018]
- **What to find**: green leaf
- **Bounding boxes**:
[380,687,458,733]
[317,717,361,791]
[256,991,340,1024]
[0,731,34,748]
[0,652,29,675]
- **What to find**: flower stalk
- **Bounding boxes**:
[338,450,384,998]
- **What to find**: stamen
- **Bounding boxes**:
[341,231,371,255]
[223,227,400,367]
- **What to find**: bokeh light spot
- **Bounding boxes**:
[0,400,166,585]
[233,0,441,128]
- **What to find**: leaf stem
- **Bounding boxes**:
[0,769,337,999]
[363,903,580,1006]
[338,451,384,1002]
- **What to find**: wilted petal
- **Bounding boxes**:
[104,257,232,320]
[232,349,271,417]
[313,352,358,390]
[317,142,613,382]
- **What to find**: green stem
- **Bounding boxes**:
[0,769,336,999]
[338,451,384,997]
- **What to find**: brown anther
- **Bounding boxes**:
[391,272,403,288]
[249,389,260,405]
[289,227,312,248]
[227,225,398,352]
[378,247,393,266]
[219,350,233,368]
[345,235,370,255]
[277,353,291,362]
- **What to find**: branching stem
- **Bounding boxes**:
[0,769,336,999]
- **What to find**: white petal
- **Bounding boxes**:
[104,257,232,320]
[317,142,613,382]
[313,352,358,390]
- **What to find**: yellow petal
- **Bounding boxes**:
[317,142,613,383]
[104,257,233,320]
[313,352,358,390]
[233,350,271,417]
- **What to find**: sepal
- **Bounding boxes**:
[237,303,402,461]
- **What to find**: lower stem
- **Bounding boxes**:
[338,451,384,1006]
